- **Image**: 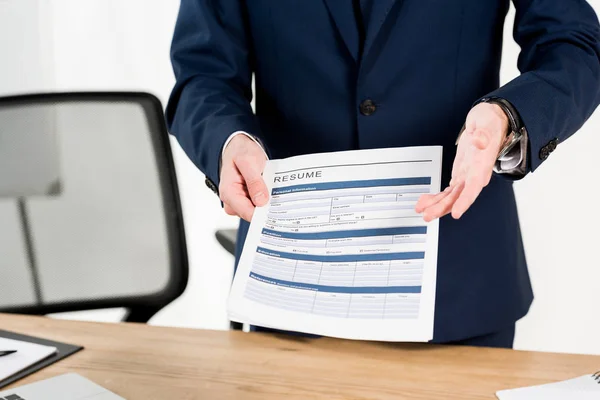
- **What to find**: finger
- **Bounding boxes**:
[223,192,256,222]
[223,203,236,216]
[451,173,489,219]
[415,186,453,213]
[422,183,464,222]
[450,168,465,188]
[220,179,256,222]
[235,156,269,206]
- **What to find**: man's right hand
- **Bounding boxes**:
[219,134,269,222]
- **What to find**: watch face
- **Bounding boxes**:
[498,130,522,158]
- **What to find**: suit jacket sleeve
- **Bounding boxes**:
[165,0,261,189]
[482,0,600,172]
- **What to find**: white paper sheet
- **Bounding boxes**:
[228,146,443,341]
[0,373,126,400]
[496,375,600,399]
[0,337,57,381]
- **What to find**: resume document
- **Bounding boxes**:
[228,146,442,341]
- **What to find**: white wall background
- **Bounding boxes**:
[1,0,599,355]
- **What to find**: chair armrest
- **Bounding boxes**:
[215,229,238,256]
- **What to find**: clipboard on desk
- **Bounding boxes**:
[0,329,83,389]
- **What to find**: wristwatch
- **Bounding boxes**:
[457,97,526,159]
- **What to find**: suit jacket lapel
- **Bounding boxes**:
[363,0,398,58]
[322,0,359,62]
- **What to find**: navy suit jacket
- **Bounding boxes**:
[166,0,600,342]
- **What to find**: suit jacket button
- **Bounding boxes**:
[548,138,558,152]
[539,147,550,161]
[360,99,377,116]
[205,176,218,194]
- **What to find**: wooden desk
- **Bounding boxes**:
[2,314,599,399]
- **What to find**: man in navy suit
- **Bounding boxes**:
[167,0,600,348]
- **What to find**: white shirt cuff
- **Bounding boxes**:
[222,131,269,160]
[494,130,528,175]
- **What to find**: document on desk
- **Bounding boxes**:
[228,146,443,342]
[0,337,57,381]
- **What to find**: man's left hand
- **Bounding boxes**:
[415,103,509,222]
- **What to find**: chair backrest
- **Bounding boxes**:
[0,92,188,320]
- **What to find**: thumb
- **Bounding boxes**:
[235,156,269,207]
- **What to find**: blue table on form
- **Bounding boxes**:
[244,177,430,320]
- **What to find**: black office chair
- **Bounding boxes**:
[0,92,188,323]
[215,229,238,256]
[215,228,243,330]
